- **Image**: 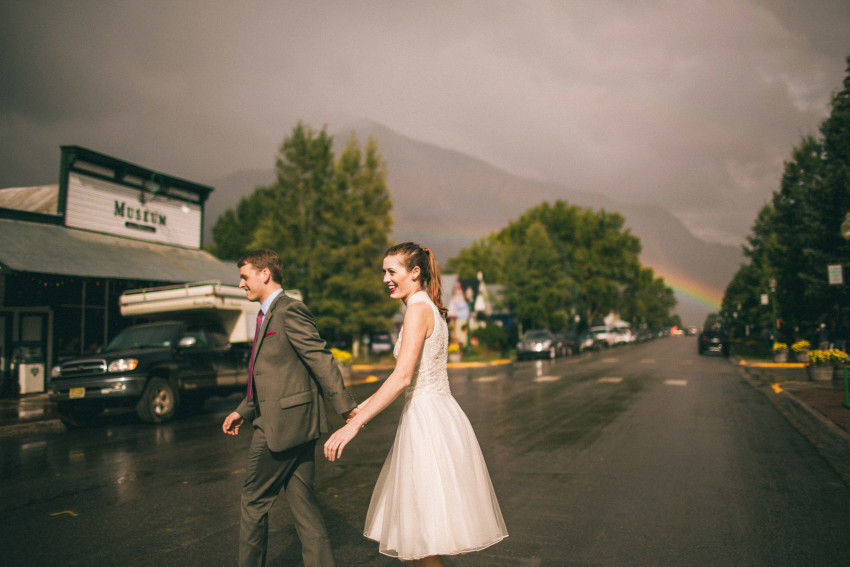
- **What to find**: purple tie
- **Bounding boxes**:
[246,309,263,401]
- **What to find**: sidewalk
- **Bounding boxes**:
[735,357,850,437]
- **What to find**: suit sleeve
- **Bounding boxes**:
[283,300,357,415]
[234,396,256,422]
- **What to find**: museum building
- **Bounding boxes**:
[0,146,234,396]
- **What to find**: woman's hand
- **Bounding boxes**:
[323,422,361,462]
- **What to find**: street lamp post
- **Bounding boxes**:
[769,278,778,342]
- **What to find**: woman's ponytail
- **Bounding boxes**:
[422,248,448,320]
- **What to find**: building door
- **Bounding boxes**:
[0,313,10,396]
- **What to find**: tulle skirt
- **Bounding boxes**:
[364,392,508,560]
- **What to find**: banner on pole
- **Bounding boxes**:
[828,264,844,285]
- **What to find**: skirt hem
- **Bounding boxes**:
[364,533,508,561]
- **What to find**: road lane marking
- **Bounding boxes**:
[640,359,655,364]
[51,510,78,517]
[772,383,784,393]
[602,358,618,363]
[347,375,381,386]
[474,376,500,383]
[664,379,688,386]
[534,376,560,382]
[598,377,623,383]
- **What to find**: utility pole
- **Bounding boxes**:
[769,278,778,342]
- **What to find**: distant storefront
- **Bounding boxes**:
[0,146,235,396]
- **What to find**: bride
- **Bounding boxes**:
[324,242,508,566]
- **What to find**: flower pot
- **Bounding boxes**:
[773,351,789,363]
[807,365,834,382]
[794,350,810,362]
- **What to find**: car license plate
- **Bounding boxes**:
[69,387,86,399]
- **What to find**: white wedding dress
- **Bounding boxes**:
[363,291,508,560]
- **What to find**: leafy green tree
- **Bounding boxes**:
[621,267,677,330]
[250,122,337,298]
[208,123,396,351]
[501,220,569,329]
[207,186,274,261]
[448,200,674,331]
[445,234,503,282]
[724,56,850,341]
[310,135,397,355]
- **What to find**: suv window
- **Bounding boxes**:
[104,323,182,352]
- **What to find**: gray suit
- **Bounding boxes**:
[235,293,356,567]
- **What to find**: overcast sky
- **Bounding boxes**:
[1,0,848,246]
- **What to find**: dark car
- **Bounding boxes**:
[369,332,394,355]
[516,329,559,360]
[554,331,578,356]
[698,327,730,357]
[49,321,250,426]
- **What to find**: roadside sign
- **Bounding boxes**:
[828,264,844,285]
[760,294,769,305]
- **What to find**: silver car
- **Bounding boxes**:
[516,329,558,360]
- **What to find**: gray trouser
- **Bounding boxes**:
[239,427,335,567]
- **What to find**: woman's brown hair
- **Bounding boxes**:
[385,242,447,320]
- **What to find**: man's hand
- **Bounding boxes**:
[222,411,244,436]
[341,406,359,423]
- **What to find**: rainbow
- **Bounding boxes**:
[658,271,723,311]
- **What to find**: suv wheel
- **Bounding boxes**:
[136,378,178,423]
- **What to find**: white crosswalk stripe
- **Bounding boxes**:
[534,375,561,383]
[473,376,500,383]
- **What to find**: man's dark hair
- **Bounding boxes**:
[237,249,284,284]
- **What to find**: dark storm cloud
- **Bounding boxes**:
[0,0,848,246]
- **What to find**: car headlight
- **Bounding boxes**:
[107,358,139,373]
[51,365,62,378]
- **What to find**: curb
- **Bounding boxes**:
[735,362,850,488]
[0,419,65,437]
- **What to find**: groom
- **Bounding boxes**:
[222,249,358,567]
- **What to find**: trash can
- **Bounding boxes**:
[13,343,45,394]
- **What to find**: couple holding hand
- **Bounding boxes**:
[222,244,507,567]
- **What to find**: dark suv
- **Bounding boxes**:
[698,327,730,357]
[49,321,250,425]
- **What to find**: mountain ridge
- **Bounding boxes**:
[202,120,742,325]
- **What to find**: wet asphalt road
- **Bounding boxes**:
[2,336,850,566]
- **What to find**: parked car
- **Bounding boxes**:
[554,331,578,356]
[698,327,730,356]
[575,330,597,351]
[516,329,559,360]
[49,320,250,426]
[611,326,635,345]
[588,325,614,348]
[369,332,394,355]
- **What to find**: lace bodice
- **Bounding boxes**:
[393,291,451,398]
